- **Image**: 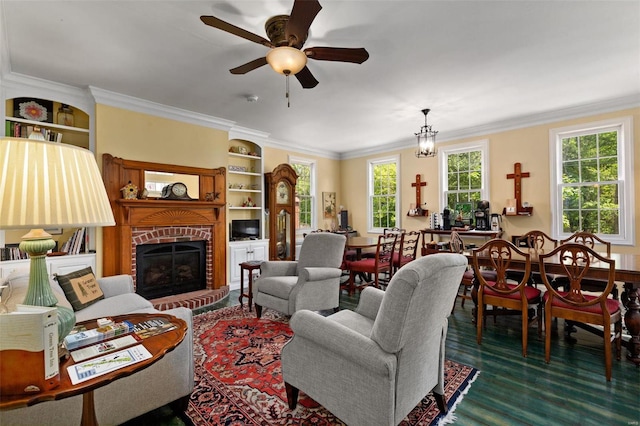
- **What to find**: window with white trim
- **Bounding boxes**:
[290,158,315,233]
[438,140,489,213]
[549,116,634,244]
[368,155,400,232]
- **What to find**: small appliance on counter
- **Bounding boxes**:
[491,213,502,232]
[442,208,451,230]
[474,200,490,230]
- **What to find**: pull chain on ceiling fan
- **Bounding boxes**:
[200,0,369,105]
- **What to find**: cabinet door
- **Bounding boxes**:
[48,254,96,276]
[229,244,250,283]
[251,242,268,262]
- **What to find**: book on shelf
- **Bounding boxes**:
[6,121,62,142]
[0,305,60,395]
[60,227,86,255]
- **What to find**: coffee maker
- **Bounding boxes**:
[442,208,451,230]
[474,200,490,230]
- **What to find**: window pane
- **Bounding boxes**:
[599,157,618,181]
[580,185,598,209]
[562,137,578,160]
[600,209,619,234]
[599,183,619,206]
[599,131,617,156]
[579,134,597,159]
[582,210,598,233]
[563,161,580,183]
[562,187,579,209]
[580,159,598,182]
[563,210,580,233]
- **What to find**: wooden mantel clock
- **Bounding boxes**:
[265,163,298,261]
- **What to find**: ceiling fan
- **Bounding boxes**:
[200,0,369,89]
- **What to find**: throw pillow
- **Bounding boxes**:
[55,267,104,311]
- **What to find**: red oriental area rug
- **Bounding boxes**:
[186,305,478,426]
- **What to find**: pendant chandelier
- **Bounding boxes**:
[415,108,438,158]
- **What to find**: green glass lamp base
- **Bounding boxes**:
[19,229,76,342]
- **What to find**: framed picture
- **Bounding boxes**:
[323,192,336,219]
[13,98,54,123]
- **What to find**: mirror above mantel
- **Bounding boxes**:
[144,171,199,199]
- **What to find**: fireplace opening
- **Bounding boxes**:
[136,240,206,299]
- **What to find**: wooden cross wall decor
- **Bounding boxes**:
[409,174,429,217]
[506,162,533,214]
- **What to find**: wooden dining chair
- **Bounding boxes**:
[391,230,420,274]
[556,231,616,301]
[511,230,559,286]
[472,239,542,357]
[347,233,397,294]
[538,243,622,381]
[560,231,611,256]
[449,231,496,313]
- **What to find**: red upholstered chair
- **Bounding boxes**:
[392,231,420,274]
[472,239,542,357]
[538,243,622,381]
[347,233,397,294]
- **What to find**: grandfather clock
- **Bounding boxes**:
[265,164,298,261]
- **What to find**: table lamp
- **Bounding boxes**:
[0,138,115,341]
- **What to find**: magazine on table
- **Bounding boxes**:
[132,317,177,339]
[67,345,152,385]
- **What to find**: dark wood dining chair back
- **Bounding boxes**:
[517,230,558,252]
[472,239,541,357]
[560,231,611,256]
[392,231,421,274]
[538,243,622,380]
[347,233,397,293]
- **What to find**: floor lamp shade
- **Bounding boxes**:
[0,138,115,341]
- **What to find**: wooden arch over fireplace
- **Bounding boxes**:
[102,154,227,290]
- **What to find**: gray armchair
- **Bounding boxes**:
[281,253,467,426]
[253,232,346,318]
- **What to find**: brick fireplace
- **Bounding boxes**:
[101,154,228,310]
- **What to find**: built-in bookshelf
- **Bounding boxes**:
[4,98,90,149]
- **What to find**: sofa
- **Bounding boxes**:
[0,268,193,426]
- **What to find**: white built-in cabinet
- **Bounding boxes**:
[228,240,268,289]
[0,253,96,279]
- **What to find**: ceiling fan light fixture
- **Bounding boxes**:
[415,108,438,158]
[266,46,307,75]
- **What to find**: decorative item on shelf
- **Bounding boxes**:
[56,104,74,127]
[204,192,218,201]
[228,165,247,172]
[28,125,45,141]
[242,197,257,207]
[121,181,139,199]
[415,108,438,158]
[503,162,533,216]
[139,188,149,199]
[14,98,53,123]
[407,174,429,216]
[0,138,115,343]
[160,182,194,200]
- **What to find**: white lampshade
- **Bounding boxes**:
[0,138,115,229]
[266,46,308,75]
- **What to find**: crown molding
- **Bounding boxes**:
[341,93,640,159]
[89,86,236,131]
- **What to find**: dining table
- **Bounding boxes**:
[346,236,379,260]
[463,248,640,365]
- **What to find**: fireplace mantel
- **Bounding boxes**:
[102,154,227,289]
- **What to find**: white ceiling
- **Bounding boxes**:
[2,0,639,157]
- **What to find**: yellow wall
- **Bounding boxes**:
[341,107,640,255]
[263,146,343,230]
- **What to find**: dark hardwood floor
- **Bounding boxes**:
[125,287,639,426]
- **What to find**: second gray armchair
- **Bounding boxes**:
[253,232,346,318]
[281,253,468,426]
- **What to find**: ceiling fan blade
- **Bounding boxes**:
[286,0,322,48]
[295,66,319,89]
[229,57,268,74]
[305,47,370,64]
[200,16,274,48]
